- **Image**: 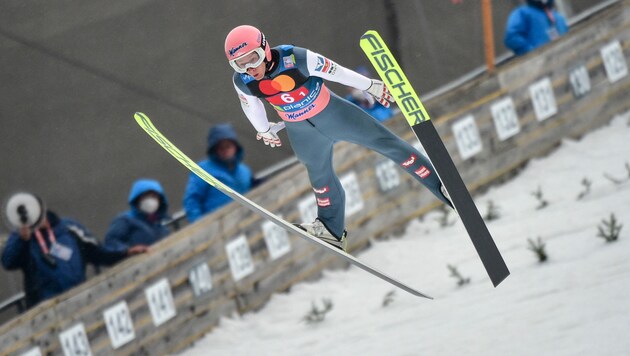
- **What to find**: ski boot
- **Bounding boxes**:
[296,218,348,251]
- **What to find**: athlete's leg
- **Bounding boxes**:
[285,120,347,237]
[318,94,452,207]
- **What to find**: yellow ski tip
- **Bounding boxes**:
[360,29,379,37]
[134,112,147,120]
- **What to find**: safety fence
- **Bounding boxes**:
[2,1,630,355]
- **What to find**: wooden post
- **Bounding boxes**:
[481,0,496,73]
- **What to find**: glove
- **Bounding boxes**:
[366,79,394,108]
[256,122,285,148]
[351,89,376,108]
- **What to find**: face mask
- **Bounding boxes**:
[139,197,160,214]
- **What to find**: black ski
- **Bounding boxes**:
[360,30,510,287]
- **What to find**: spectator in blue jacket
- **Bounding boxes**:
[2,208,147,308]
[183,124,254,222]
[104,179,170,251]
[504,0,569,56]
[345,66,395,122]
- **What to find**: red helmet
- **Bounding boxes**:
[224,25,272,73]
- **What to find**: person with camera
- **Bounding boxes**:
[1,193,147,308]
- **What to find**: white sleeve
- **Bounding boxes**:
[233,81,270,133]
[305,49,372,91]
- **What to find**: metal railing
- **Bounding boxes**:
[0,292,25,315]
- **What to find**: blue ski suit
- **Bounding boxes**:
[232,45,450,238]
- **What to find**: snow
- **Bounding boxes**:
[181,113,630,356]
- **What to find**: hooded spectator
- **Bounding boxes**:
[504,0,569,56]
[183,124,254,222]
[104,179,170,251]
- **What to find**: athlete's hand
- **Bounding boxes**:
[366,79,394,108]
[256,122,285,148]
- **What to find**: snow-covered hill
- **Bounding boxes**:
[182,113,630,356]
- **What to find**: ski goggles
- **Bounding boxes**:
[229,47,266,73]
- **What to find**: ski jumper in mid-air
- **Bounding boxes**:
[225,25,452,251]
